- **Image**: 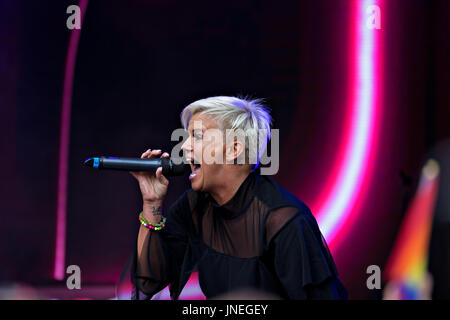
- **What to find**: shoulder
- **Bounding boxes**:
[254,173,317,246]
[265,205,321,247]
[255,173,310,211]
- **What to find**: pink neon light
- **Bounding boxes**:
[54,0,89,280]
[152,272,206,300]
[315,0,383,248]
[116,272,206,300]
[55,0,383,296]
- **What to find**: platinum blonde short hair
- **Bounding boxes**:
[180,96,272,168]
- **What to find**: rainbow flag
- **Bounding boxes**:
[384,159,440,299]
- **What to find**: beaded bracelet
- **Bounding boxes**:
[139,212,167,231]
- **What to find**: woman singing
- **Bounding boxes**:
[121,96,347,300]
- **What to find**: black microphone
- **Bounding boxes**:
[83,156,188,176]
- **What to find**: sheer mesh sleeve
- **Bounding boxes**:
[265,206,300,245]
[270,208,347,300]
[118,192,190,300]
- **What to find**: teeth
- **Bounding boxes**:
[186,158,198,165]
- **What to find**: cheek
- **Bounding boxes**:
[192,141,202,158]
[210,139,225,159]
[200,141,215,163]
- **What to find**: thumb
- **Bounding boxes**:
[155,167,169,185]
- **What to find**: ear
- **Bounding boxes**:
[225,139,245,163]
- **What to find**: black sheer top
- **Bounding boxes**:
[118,171,348,300]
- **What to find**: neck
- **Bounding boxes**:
[209,168,251,206]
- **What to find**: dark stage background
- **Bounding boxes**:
[1,0,449,299]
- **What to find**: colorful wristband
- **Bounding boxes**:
[139,212,166,231]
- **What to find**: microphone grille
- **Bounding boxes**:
[161,158,188,176]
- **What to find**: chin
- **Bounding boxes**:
[190,178,203,191]
[190,182,201,191]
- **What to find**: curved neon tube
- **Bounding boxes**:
[54,0,89,280]
[316,0,382,246]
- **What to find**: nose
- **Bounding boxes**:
[181,136,192,154]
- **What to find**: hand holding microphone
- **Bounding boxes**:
[106,149,170,224]
[129,149,170,206]
[84,149,188,223]
[133,149,169,224]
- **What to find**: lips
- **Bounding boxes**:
[189,166,201,179]
[187,158,201,180]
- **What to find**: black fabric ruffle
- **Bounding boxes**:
[117,171,347,300]
[272,211,347,299]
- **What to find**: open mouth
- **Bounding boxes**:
[187,158,201,179]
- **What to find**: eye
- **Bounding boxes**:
[194,133,203,140]
[192,130,203,140]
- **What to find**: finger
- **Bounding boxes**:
[155,166,162,179]
[141,149,151,159]
[161,152,170,158]
[148,149,162,158]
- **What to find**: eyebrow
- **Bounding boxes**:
[189,128,204,133]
